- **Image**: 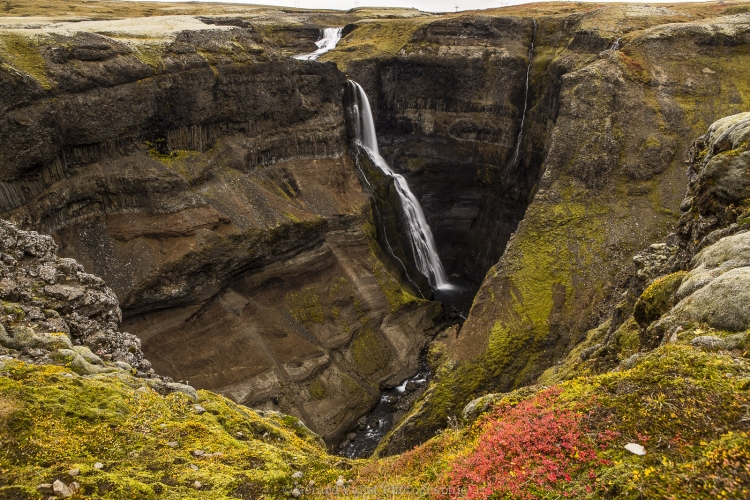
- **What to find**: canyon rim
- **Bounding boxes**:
[1,0,750,498]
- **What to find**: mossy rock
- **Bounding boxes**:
[633,271,687,329]
[0,360,347,499]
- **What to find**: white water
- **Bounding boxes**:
[348,80,452,291]
[294,27,343,61]
[510,18,537,168]
[609,37,622,51]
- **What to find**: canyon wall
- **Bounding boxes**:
[320,6,750,453]
[433,9,750,449]
[0,20,441,445]
[2,3,749,455]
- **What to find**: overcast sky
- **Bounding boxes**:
[142,0,708,15]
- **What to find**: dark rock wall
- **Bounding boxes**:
[0,24,442,446]
[346,17,541,290]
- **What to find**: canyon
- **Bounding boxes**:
[1,1,750,497]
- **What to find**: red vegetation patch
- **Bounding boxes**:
[440,387,614,499]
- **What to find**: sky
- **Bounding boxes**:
[141,0,709,15]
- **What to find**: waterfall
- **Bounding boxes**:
[510,18,538,169]
[295,28,343,61]
[482,18,537,270]
[347,80,451,291]
[609,37,622,51]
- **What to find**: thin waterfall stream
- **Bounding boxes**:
[482,18,537,270]
[511,18,537,170]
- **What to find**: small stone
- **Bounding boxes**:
[336,476,345,487]
[68,468,80,477]
[69,482,80,494]
[193,404,207,415]
[52,479,72,498]
[308,480,315,487]
[624,443,646,455]
[235,431,245,439]
[291,471,304,479]
[167,441,178,448]
[291,487,301,498]
[192,480,202,490]
[36,484,53,495]
[192,449,205,457]
[691,336,726,350]
[93,462,104,470]
[189,464,199,471]
[347,432,356,442]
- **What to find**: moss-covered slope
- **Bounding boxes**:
[0,360,353,499]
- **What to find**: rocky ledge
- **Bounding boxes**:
[0,219,205,397]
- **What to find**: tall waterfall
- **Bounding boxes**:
[295,28,343,61]
[347,80,451,290]
[510,18,538,168]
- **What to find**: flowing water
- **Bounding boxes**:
[510,18,538,169]
[482,18,537,271]
[294,28,343,60]
[337,369,429,459]
[348,80,452,291]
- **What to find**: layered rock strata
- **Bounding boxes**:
[0,19,441,446]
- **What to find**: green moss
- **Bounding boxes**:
[485,184,608,381]
[3,302,26,321]
[0,361,347,499]
[286,286,325,326]
[633,271,687,329]
[321,19,427,70]
[130,42,165,69]
[612,316,641,359]
[350,328,388,376]
[0,33,51,89]
[308,378,327,401]
[146,143,200,169]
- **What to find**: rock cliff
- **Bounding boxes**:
[0,15,442,446]
[327,6,750,454]
[1,0,750,463]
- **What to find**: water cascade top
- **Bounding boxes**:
[347,80,452,291]
[294,28,343,61]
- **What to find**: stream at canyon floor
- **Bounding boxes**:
[337,369,430,459]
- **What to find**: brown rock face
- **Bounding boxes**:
[0,21,441,445]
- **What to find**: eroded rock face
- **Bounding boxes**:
[377,12,750,454]
[0,21,442,445]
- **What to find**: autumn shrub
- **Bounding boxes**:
[439,387,613,499]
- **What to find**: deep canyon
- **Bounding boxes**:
[1,1,750,498]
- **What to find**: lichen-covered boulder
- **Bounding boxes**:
[0,220,154,375]
[672,267,750,332]
[677,231,750,299]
